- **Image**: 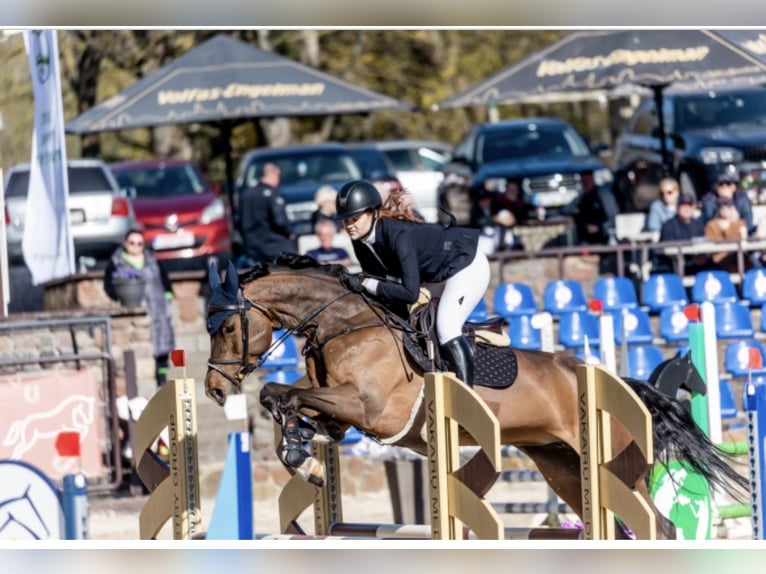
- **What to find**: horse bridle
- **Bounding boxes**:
[206,287,350,390]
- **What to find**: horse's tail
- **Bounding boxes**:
[624,378,749,501]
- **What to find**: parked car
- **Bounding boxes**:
[234,143,365,237]
[110,159,232,271]
[4,158,135,264]
[369,140,452,223]
[439,118,613,225]
[613,85,766,211]
[347,140,451,222]
[344,143,402,196]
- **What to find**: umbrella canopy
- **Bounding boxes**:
[437,30,766,109]
[436,30,766,174]
[66,34,411,134]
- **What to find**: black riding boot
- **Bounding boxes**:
[440,336,474,387]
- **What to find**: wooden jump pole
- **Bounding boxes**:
[133,377,201,540]
[577,363,657,540]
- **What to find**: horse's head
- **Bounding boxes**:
[205,255,360,406]
[205,260,276,405]
[648,349,707,398]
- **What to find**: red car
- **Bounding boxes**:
[110,159,232,270]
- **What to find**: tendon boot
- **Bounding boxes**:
[440,335,474,387]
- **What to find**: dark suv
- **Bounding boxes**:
[439,118,613,225]
[234,143,364,237]
[613,85,766,211]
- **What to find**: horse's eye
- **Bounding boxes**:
[224,325,236,335]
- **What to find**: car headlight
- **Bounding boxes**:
[483,178,507,193]
[592,167,613,186]
[699,147,744,165]
[200,197,225,224]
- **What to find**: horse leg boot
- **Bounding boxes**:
[440,336,474,387]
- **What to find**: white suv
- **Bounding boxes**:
[4,158,136,263]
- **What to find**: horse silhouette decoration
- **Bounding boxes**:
[205,256,747,539]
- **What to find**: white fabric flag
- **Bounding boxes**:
[22,30,75,284]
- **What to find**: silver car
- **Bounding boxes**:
[4,158,136,263]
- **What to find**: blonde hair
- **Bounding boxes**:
[314,185,337,205]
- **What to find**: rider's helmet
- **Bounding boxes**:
[335,179,382,220]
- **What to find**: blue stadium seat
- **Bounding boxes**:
[723,340,766,378]
[508,313,542,350]
[593,276,639,312]
[612,308,654,345]
[742,268,766,307]
[625,345,665,381]
[691,270,739,305]
[719,379,739,421]
[575,345,601,365]
[542,280,588,317]
[714,301,755,340]
[558,310,600,350]
[658,305,691,344]
[468,298,489,322]
[261,329,301,369]
[641,273,689,313]
[493,282,537,319]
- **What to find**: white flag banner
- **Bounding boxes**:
[22,29,74,285]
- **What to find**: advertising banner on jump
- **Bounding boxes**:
[22,29,75,284]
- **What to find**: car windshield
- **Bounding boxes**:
[5,166,113,197]
[113,164,206,198]
[243,151,363,188]
[346,148,390,179]
[476,124,591,165]
[676,91,766,131]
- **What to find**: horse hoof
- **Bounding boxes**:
[297,419,316,440]
[285,448,308,467]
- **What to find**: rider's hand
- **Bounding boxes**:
[342,273,366,293]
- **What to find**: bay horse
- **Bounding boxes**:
[204,256,747,539]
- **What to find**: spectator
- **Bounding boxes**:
[644,177,680,232]
[311,185,340,230]
[104,229,175,388]
[704,197,748,273]
[656,193,709,274]
[701,172,754,233]
[306,219,353,267]
[573,172,618,245]
[469,189,523,255]
[492,181,527,227]
[239,162,297,266]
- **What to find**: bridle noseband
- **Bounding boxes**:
[206,287,350,391]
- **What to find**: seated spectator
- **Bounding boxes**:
[704,197,748,273]
[311,185,341,230]
[573,172,618,245]
[655,192,709,274]
[701,172,754,233]
[306,219,353,267]
[470,189,523,255]
[644,177,680,232]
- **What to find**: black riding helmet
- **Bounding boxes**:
[335,179,382,220]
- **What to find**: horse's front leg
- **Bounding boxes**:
[278,383,373,432]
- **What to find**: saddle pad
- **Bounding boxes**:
[474,344,517,389]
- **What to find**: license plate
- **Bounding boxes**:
[70,209,86,225]
[153,231,194,250]
[536,190,578,207]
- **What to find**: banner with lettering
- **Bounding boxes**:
[22,30,74,284]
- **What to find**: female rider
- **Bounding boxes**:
[335,179,490,387]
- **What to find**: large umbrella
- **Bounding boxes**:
[436,30,766,173]
[66,34,412,199]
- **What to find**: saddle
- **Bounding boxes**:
[403,296,516,389]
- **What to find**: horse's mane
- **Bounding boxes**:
[239,253,348,285]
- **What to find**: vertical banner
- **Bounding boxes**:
[0,167,9,317]
[22,30,74,285]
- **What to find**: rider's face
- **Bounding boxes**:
[343,210,374,240]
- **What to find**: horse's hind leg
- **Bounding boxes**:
[521,444,584,520]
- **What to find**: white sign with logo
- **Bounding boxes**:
[0,460,63,540]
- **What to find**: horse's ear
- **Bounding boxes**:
[224,260,240,294]
[209,260,221,290]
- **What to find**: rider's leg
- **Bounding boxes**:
[436,249,490,386]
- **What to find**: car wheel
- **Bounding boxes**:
[679,170,699,200]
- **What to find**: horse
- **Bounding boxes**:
[204,255,748,540]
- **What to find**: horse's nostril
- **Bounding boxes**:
[208,387,227,407]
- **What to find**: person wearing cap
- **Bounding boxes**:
[334,179,489,388]
[701,172,754,233]
[704,197,748,273]
[654,193,708,274]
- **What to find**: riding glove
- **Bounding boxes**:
[342,273,366,293]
